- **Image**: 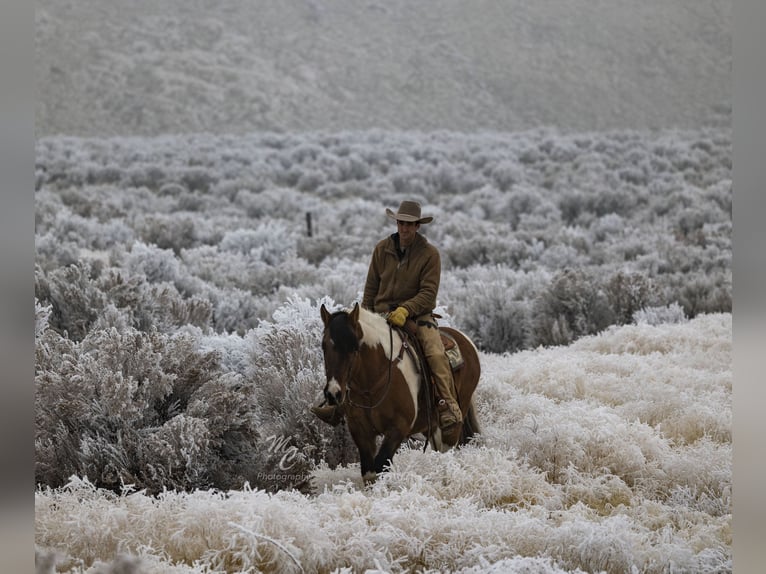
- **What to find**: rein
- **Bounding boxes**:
[345,324,406,410]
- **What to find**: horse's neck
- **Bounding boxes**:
[358,310,444,368]
[358,311,401,361]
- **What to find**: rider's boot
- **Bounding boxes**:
[310,401,344,426]
[430,356,463,446]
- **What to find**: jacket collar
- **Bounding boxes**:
[389,232,426,254]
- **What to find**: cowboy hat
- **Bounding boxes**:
[385,200,434,224]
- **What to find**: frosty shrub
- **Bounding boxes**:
[35,232,81,271]
[632,302,688,326]
[175,189,210,212]
[531,269,614,347]
[124,165,168,191]
[86,267,210,334]
[206,286,265,335]
[244,297,358,491]
[442,230,518,268]
[125,241,181,285]
[296,231,336,264]
[605,271,657,325]
[35,322,260,493]
[132,283,213,333]
[675,272,732,317]
[314,258,369,305]
[34,188,65,232]
[558,189,587,226]
[181,246,254,291]
[591,213,626,242]
[35,261,104,341]
[507,187,544,229]
[460,286,530,354]
[584,188,637,218]
[35,301,53,340]
[490,159,522,191]
[219,222,297,266]
[134,214,198,255]
[58,187,98,218]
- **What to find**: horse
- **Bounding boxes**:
[319,302,481,483]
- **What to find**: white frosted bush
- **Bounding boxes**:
[35,233,80,270]
[35,301,53,340]
[34,129,731,572]
[591,213,626,241]
[181,245,252,290]
[633,302,688,326]
[125,241,181,284]
[539,244,589,269]
[208,286,265,334]
[531,268,614,347]
[219,223,296,262]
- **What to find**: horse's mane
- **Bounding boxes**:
[328,311,360,355]
[329,307,394,356]
[357,307,397,357]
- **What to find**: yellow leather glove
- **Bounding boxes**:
[387,306,409,327]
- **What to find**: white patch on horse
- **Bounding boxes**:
[358,308,420,428]
[431,427,449,453]
[396,355,420,428]
[326,377,341,397]
[359,309,420,427]
[358,308,393,356]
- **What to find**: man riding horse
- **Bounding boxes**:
[312,200,463,444]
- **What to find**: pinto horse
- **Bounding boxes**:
[319,302,481,483]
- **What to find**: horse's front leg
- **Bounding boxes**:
[346,416,378,484]
[372,426,407,477]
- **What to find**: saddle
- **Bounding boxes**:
[399,318,465,373]
[441,331,466,371]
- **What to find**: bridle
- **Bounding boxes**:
[335,324,408,410]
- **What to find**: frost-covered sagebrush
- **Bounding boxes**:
[34,128,731,571]
[36,314,731,573]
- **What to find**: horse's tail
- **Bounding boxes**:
[459,398,480,445]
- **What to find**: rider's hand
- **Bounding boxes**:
[387,306,409,327]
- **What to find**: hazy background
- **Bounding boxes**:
[35,0,731,137]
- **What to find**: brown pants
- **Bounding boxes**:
[416,320,462,426]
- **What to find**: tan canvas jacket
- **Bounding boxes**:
[362,232,441,319]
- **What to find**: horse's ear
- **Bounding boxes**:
[320,303,331,326]
[350,302,360,323]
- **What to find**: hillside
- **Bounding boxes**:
[35,0,731,137]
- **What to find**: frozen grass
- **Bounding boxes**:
[36,313,731,573]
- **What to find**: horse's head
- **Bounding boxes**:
[320,302,363,405]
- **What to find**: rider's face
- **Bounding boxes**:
[397,220,419,247]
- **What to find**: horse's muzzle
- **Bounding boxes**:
[324,380,343,405]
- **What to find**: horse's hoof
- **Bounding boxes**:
[362,471,377,485]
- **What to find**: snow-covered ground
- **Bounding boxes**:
[35,313,731,573]
[34,125,731,572]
